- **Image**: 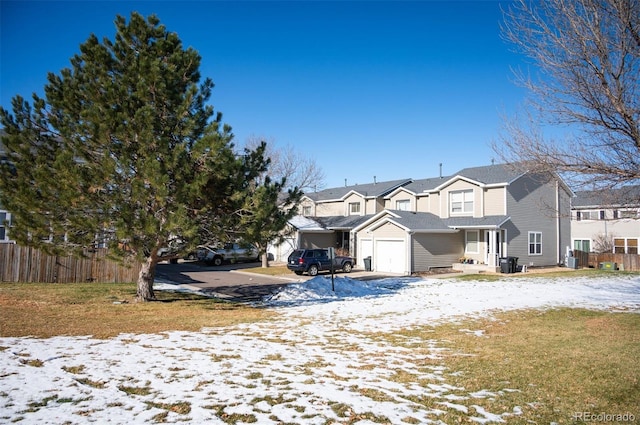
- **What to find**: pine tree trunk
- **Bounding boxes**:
[136,256,157,302]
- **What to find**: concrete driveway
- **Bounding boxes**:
[154,261,395,302]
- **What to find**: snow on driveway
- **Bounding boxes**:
[1,274,639,424]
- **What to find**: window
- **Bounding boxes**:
[0,211,11,241]
[599,210,605,220]
[349,202,361,215]
[528,232,542,255]
[619,210,638,219]
[302,206,312,216]
[396,199,410,211]
[614,238,638,254]
[450,190,473,214]
[577,211,597,220]
[573,239,591,252]
[465,230,479,254]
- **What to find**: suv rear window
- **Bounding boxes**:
[290,250,304,258]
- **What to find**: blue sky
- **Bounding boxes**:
[1,1,528,189]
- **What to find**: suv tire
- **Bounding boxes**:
[308,264,319,276]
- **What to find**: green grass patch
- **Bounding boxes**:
[0,282,275,338]
[451,268,639,281]
[380,308,640,423]
[118,382,153,396]
[242,266,290,276]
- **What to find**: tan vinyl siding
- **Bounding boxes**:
[370,222,406,239]
[429,192,441,215]
[412,232,464,272]
[483,187,505,216]
[344,193,365,216]
[314,202,343,217]
[416,195,430,213]
[386,192,414,211]
[439,180,479,218]
[298,199,315,215]
[365,198,379,214]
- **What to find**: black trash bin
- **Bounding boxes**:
[500,256,519,273]
[509,256,519,273]
[499,257,509,273]
[364,256,372,272]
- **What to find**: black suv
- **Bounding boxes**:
[287,248,354,276]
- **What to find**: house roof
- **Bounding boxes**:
[396,176,453,195]
[444,215,511,229]
[288,215,330,232]
[572,185,640,208]
[354,210,511,233]
[316,215,373,230]
[383,211,453,232]
[288,214,373,232]
[304,178,412,202]
[451,163,524,186]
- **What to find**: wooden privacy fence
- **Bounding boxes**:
[0,244,141,283]
[573,250,640,271]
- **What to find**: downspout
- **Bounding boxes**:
[556,180,561,265]
[407,231,414,275]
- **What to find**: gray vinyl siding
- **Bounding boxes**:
[412,232,465,272]
[298,233,336,250]
[558,184,572,258]
[506,174,566,266]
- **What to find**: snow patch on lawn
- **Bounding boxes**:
[1,274,638,424]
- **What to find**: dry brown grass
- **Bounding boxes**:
[0,282,274,338]
[383,308,640,423]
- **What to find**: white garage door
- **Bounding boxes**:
[375,240,405,274]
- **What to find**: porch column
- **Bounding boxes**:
[488,230,497,267]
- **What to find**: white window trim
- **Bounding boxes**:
[450,189,473,215]
[528,231,542,256]
[465,230,479,254]
[396,199,410,211]
[572,238,592,252]
[0,211,12,242]
[348,202,361,215]
[614,237,639,254]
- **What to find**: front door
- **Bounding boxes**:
[485,230,503,266]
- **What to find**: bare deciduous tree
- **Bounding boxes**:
[495,0,640,197]
[244,135,326,192]
[593,232,616,253]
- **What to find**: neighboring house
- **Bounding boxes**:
[571,186,640,254]
[274,163,573,275]
[0,137,14,243]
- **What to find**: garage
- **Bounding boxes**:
[375,240,406,274]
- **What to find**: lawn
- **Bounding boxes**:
[0,282,273,338]
[1,274,639,423]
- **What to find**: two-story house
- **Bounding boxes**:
[268,178,411,262]
[275,163,572,275]
[571,186,640,254]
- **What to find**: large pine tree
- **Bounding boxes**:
[0,13,259,301]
